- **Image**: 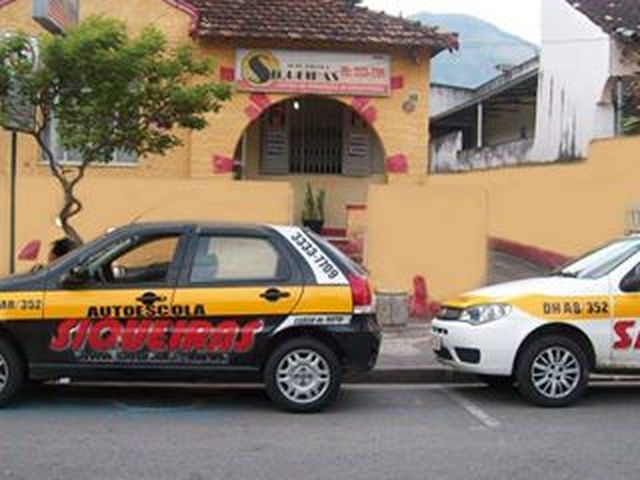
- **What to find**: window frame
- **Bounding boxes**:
[179,230,299,288]
[55,228,191,291]
[41,115,138,168]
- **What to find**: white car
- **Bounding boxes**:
[432,236,640,406]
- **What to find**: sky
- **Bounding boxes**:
[363,0,542,44]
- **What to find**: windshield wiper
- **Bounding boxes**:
[554,270,578,278]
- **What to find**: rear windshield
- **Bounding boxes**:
[307,230,367,277]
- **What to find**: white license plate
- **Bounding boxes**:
[433,335,443,351]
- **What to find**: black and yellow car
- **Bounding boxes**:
[0,222,380,412]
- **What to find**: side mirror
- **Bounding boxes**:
[621,274,640,292]
[61,266,90,288]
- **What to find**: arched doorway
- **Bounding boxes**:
[233,96,386,229]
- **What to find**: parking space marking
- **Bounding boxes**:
[437,386,501,429]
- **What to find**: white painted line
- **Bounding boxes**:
[438,386,501,429]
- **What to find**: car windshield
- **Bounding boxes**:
[554,238,640,279]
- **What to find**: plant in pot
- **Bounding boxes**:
[302,183,326,234]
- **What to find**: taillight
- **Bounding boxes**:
[348,273,375,314]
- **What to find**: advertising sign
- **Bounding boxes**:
[236,49,391,97]
[32,0,79,34]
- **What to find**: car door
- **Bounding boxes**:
[171,228,304,369]
[611,258,640,366]
[38,227,189,368]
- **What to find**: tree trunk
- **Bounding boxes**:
[35,131,85,245]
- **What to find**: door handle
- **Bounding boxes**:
[260,288,291,302]
[136,292,167,306]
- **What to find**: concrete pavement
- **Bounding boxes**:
[3,382,640,480]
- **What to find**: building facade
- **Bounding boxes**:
[2,0,487,302]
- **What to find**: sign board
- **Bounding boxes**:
[33,0,79,34]
[1,33,38,133]
[236,49,391,97]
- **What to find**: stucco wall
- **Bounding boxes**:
[432,136,640,258]
[366,183,488,300]
[0,176,293,274]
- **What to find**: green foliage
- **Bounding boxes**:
[0,17,232,241]
[302,183,326,221]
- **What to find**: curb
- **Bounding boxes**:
[349,367,478,384]
[348,368,640,385]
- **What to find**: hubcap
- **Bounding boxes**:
[0,353,7,392]
[276,349,331,405]
[531,346,581,399]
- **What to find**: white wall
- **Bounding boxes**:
[531,0,615,161]
[430,84,475,118]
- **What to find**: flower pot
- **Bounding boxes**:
[302,219,325,234]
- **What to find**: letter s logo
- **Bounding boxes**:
[50,320,80,351]
[614,320,636,350]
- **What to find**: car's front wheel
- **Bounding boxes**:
[264,337,341,413]
[516,335,589,407]
[0,337,25,407]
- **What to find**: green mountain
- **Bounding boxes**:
[410,13,539,88]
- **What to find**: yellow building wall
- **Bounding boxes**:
[430,136,640,257]
[0,0,195,181]
[0,176,292,274]
[366,184,488,300]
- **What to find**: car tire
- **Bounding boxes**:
[477,374,514,389]
[264,337,341,413]
[0,337,25,408]
[516,335,589,407]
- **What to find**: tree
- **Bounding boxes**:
[0,17,231,243]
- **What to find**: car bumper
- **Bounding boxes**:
[335,314,381,373]
[431,318,520,376]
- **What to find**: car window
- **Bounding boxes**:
[86,235,180,286]
[189,236,285,283]
[556,239,640,279]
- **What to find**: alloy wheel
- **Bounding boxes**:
[531,346,581,399]
[276,349,331,405]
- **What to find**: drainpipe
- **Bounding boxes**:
[476,102,484,148]
[615,77,624,136]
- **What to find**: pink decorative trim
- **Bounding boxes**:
[489,237,573,270]
[386,154,408,174]
[219,66,235,82]
[351,96,370,112]
[18,240,41,261]
[0,0,17,8]
[244,104,262,121]
[391,75,405,91]
[249,93,272,111]
[361,105,377,124]
[212,154,234,174]
[346,204,367,211]
[161,0,200,38]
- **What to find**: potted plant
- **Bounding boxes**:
[302,183,326,234]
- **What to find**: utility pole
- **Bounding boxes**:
[9,131,17,274]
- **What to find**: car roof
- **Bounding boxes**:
[113,221,289,235]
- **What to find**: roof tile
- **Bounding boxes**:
[186,0,458,53]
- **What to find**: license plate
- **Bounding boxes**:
[433,335,442,351]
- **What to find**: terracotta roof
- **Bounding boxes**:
[186,0,458,54]
[568,0,640,42]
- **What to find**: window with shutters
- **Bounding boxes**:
[42,116,138,166]
[259,98,383,177]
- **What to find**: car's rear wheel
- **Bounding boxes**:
[516,335,589,407]
[0,338,25,407]
[264,337,341,413]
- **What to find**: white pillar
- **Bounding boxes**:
[476,102,484,149]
